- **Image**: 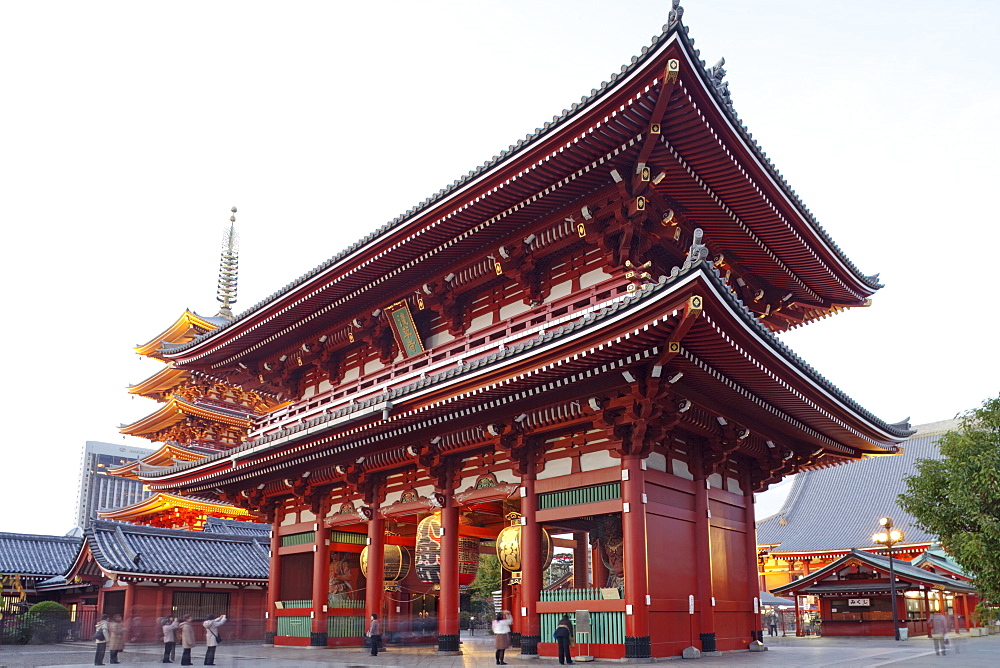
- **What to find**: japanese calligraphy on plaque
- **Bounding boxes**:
[384,300,425,358]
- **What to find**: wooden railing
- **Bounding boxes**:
[252,275,633,438]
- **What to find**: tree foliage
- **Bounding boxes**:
[27,600,70,644]
[899,395,1000,603]
[467,553,502,615]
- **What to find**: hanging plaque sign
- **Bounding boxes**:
[848,598,870,607]
[384,300,425,358]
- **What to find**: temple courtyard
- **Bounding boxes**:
[2,632,999,667]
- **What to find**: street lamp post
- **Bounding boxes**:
[872,516,905,641]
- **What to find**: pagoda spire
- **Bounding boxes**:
[215,207,239,319]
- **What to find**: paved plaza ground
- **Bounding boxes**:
[2,631,998,667]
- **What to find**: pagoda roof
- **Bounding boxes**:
[161,9,882,372]
[203,516,270,537]
[756,425,953,555]
[126,366,189,397]
[96,492,250,523]
[142,262,910,493]
[106,442,214,478]
[772,549,976,596]
[0,532,83,580]
[72,520,268,582]
[119,395,253,437]
[135,310,228,359]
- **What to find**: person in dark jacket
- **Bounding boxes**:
[366,613,381,656]
[554,614,574,665]
[94,615,110,666]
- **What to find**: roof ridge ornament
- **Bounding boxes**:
[667,0,684,29]
[706,58,735,114]
[215,207,240,319]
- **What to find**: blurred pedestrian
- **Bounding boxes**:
[161,616,179,663]
[202,614,226,665]
[107,614,125,664]
[179,615,196,666]
[93,614,110,666]
[492,610,513,665]
[931,612,949,655]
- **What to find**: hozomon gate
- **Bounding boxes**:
[140,4,911,659]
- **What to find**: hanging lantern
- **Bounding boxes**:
[360,544,411,583]
[495,512,553,572]
[415,512,481,585]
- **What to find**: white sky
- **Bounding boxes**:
[2,1,997,536]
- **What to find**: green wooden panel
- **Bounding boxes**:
[328,599,365,609]
[329,530,366,545]
[277,616,311,637]
[328,614,365,638]
[280,600,312,609]
[540,611,625,644]
[281,531,316,546]
[538,483,621,510]
[540,588,621,602]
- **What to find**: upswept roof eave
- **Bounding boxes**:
[119,396,253,435]
[161,14,878,364]
[126,365,189,395]
[96,492,247,521]
[135,310,226,357]
[142,264,907,486]
[670,28,882,295]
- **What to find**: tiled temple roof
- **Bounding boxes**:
[757,425,954,553]
[163,6,880,359]
[202,516,270,537]
[144,264,911,481]
[772,548,976,595]
[0,532,83,579]
[86,520,268,581]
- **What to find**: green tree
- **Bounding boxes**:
[899,395,1000,605]
[27,601,70,644]
[467,553,502,617]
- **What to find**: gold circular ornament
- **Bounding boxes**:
[360,544,411,582]
[495,524,553,572]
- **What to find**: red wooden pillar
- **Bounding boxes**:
[593,543,610,589]
[310,515,330,646]
[520,457,542,655]
[693,459,716,651]
[743,469,762,643]
[364,505,385,629]
[123,581,136,627]
[622,455,650,657]
[572,532,589,588]
[265,516,281,643]
[233,585,245,641]
[437,488,461,652]
[155,584,165,620]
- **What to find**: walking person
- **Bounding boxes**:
[366,613,381,656]
[107,614,126,664]
[931,611,949,655]
[179,615,196,666]
[202,614,226,665]
[161,616,179,663]
[767,611,778,636]
[94,614,110,666]
[554,614,575,665]
[492,610,513,665]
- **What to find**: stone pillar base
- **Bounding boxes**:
[263,631,276,646]
[625,635,652,658]
[519,633,540,655]
[309,632,327,647]
[437,633,461,652]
